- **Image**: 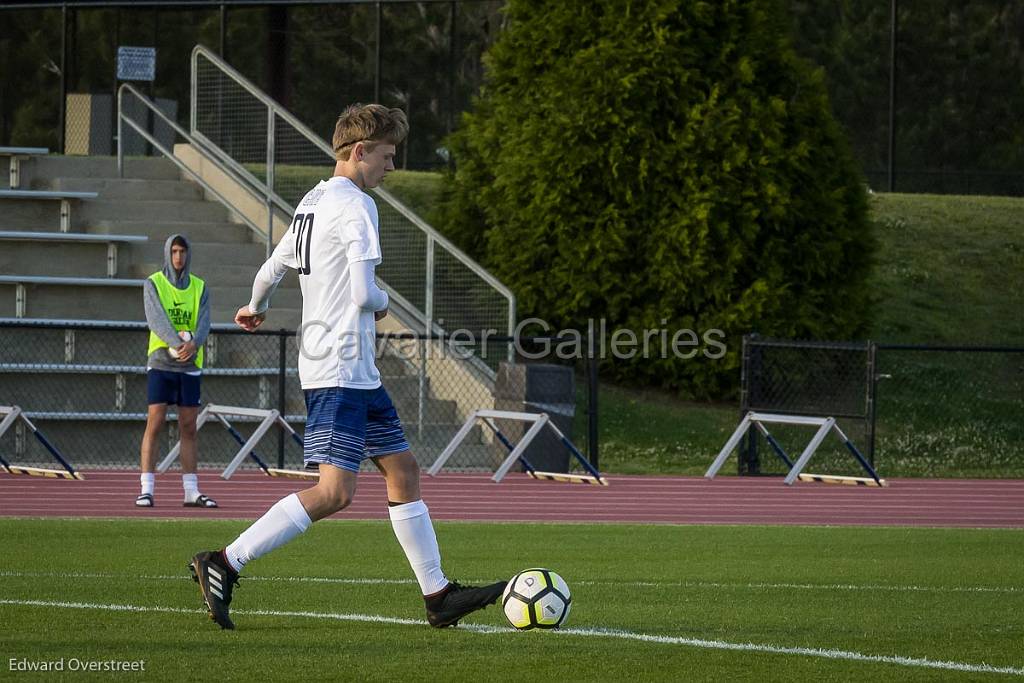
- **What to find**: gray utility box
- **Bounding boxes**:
[493,363,575,473]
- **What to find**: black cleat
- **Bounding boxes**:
[425,580,507,628]
[189,550,239,630]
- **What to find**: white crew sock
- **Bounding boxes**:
[182,473,199,502]
[140,472,155,496]
[389,500,448,596]
[224,493,311,573]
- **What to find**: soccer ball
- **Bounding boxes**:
[501,568,571,630]
[168,331,193,359]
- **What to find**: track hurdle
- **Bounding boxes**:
[706,411,886,486]
[157,404,312,481]
[0,405,83,480]
[428,409,608,485]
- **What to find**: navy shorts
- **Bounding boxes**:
[302,386,410,473]
[147,369,201,407]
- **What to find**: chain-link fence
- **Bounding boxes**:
[0,321,597,476]
[5,2,1022,196]
[789,2,1024,196]
[0,1,503,171]
[874,345,1024,477]
[739,335,875,476]
[740,335,1024,477]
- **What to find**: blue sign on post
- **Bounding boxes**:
[117,47,156,82]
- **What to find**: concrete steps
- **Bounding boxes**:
[79,199,231,225]
[130,262,298,290]
[0,154,485,469]
[21,155,182,181]
[0,280,143,320]
[47,177,205,202]
[0,241,114,278]
[89,220,256,244]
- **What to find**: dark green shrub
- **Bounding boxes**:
[438,0,874,397]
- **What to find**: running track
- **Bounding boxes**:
[1,470,1023,528]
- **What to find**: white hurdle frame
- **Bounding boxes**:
[157,404,307,480]
[705,411,837,486]
[428,410,551,483]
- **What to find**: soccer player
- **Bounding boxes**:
[137,234,217,508]
[188,104,506,630]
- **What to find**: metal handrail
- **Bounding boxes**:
[189,44,516,349]
[115,83,266,242]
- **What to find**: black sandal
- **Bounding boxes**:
[184,494,218,508]
[135,493,154,507]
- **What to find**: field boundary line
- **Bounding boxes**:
[1,570,1019,595]
[1,598,1022,676]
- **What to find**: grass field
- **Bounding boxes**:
[2,518,1023,681]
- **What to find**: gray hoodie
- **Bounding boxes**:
[144,234,211,373]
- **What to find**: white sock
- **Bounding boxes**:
[224,493,311,573]
[389,500,448,596]
[182,473,199,501]
[140,472,155,496]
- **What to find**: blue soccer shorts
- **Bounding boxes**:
[147,369,201,407]
[302,386,411,473]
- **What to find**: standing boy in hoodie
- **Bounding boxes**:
[136,234,216,508]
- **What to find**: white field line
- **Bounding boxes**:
[0,570,1019,595]
[0,598,1021,677]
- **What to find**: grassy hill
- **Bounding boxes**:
[382,174,1024,477]
[869,193,1024,344]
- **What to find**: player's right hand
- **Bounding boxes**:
[235,305,266,332]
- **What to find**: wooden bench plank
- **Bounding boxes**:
[0,189,98,200]
[0,231,147,243]
[0,148,49,189]
[0,275,145,286]
[0,147,49,155]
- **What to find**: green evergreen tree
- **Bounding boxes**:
[439,0,875,397]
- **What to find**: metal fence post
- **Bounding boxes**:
[887,0,898,192]
[278,330,287,468]
[587,347,599,468]
[59,4,68,154]
[867,341,878,467]
[739,335,759,474]
[265,106,275,258]
[116,86,123,178]
[419,237,435,440]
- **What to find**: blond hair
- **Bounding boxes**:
[332,104,409,161]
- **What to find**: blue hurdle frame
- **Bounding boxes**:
[0,406,81,480]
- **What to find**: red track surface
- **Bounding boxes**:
[1,470,1023,528]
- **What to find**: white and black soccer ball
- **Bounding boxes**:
[501,568,571,630]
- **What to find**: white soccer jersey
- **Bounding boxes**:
[249,176,387,390]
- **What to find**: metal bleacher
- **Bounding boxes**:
[0,149,311,468]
